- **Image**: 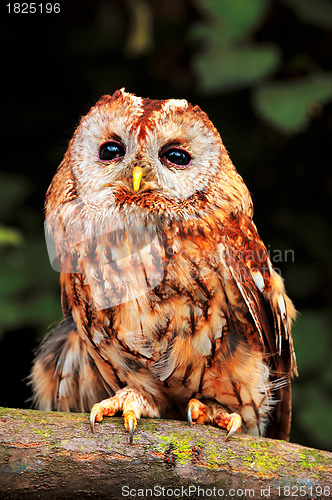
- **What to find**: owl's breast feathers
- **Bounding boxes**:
[55,210,296,438]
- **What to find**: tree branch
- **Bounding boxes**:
[0,407,331,499]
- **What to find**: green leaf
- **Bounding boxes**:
[253,74,332,133]
[194,45,280,93]
[191,0,269,45]
[0,225,23,246]
[280,0,332,29]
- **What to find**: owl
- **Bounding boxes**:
[31,88,297,443]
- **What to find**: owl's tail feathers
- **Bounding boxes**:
[266,376,292,441]
[29,320,109,413]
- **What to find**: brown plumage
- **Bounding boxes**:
[31,89,297,441]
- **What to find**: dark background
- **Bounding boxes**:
[1,0,331,451]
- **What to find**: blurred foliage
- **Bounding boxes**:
[1,0,331,451]
[280,0,332,29]
[292,311,332,451]
[253,74,332,133]
[0,225,23,246]
[0,173,62,340]
[191,0,332,133]
[191,0,280,91]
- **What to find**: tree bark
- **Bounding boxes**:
[0,407,331,499]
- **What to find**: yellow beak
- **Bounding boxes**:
[133,166,143,192]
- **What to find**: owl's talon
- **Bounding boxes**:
[187,399,241,440]
[225,414,242,442]
[187,399,199,425]
[128,417,135,444]
[90,403,103,433]
[187,403,193,426]
[90,411,96,433]
[89,389,158,441]
[124,409,137,444]
[187,399,210,426]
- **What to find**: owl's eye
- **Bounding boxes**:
[99,141,125,162]
[161,147,192,167]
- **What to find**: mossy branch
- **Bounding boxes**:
[0,407,331,499]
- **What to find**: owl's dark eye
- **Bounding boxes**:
[99,141,125,162]
[161,147,192,167]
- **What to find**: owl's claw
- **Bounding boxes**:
[225,414,242,442]
[187,399,241,440]
[90,408,96,433]
[187,398,209,426]
[90,402,137,444]
[124,410,137,444]
[187,403,193,426]
[128,418,134,444]
[89,388,160,443]
[90,403,104,433]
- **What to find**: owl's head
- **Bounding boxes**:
[46,89,252,221]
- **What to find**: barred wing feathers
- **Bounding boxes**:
[221,215,297,439]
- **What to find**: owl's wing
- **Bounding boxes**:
[221,214,297,440]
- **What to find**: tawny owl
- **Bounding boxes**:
[31,88,297,442]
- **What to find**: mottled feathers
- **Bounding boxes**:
[31,89,297,440]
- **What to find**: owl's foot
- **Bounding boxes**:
[90,387,159,444]
[187,398,241,441]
